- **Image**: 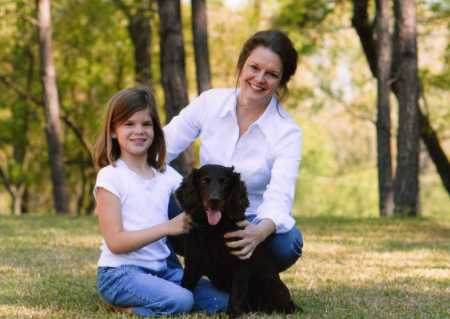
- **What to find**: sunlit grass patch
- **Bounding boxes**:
[0,215,449,318]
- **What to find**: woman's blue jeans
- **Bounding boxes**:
[168,194,303,272]
[97,263,228,317]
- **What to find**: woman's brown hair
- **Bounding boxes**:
[94,87,166,171]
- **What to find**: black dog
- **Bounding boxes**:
[175,164,299,317]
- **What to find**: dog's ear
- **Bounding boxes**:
[225,168,249,221]
[175,169,201,213]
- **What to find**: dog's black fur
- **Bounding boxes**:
[176,164,299,317]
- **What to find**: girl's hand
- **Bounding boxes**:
[167,212,192,236]
[224,219,275,260]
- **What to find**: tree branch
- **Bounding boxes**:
[351,0,377,76]
[419,93,450,194]
[112,0,132,19]
[0,159,14,197]
[61,116,94,165]
[0,73,94,166]
[0,74,42,105]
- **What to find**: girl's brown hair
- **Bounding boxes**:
[94,87,166,171]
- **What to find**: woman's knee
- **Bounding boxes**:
[269,227,303,271]
[167,288,194,314]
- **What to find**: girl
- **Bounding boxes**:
[93,87,228,317]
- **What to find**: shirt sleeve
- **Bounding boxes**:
[163,91,208,162]
[93,167,121,200]
[254,126,302,233]
[166,165,183,194]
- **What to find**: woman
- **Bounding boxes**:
[165,29,303,272]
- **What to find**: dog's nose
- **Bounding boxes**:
[208,187,222,201]
[208,198,221,209]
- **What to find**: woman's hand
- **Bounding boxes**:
[167,212,192,236]
[224,219,275,260]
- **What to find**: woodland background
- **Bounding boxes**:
[1,1,450,318]
[0,0,449,218]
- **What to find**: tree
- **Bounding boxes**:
[392,0,420,215]
[157,0,193,175]
[112,0,154,88]
[191,0,212,93]
[375,0,394,216]
[36,0,69,214]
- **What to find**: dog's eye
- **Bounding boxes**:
[201,177,210,185]
[218,178,226,184]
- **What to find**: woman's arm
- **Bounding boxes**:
[224,126,302,259]
[95,187,191,254]
[163,92,208,162]
[253,127,302,233]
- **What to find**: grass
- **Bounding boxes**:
[0,215,449,319]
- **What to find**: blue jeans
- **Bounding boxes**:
[97,263,228,317]
[168,194,303,272]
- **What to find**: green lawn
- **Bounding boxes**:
[0,215,449,318]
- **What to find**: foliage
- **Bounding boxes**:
[0,215,449,318]
[272,0,349,55]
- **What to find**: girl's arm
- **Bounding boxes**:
[95,187,191,254]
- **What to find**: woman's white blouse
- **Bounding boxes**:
[164,88,302,233]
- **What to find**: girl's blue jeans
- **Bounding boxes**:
[97,263,228,317]
[168,194,303,272]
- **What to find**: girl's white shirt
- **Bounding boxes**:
[164,88,302,234]
[94,159,182,271]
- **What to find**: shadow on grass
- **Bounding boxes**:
[296,216,450,251]
[0,272,102,317]
[290,279,449,319]
[376,239,450,253]
[3,279,448,319]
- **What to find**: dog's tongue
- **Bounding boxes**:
[206,209,222,226]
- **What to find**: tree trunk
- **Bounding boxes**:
[12,186,26,216]
[191,0,212,93]
[36,0,69,214]
[392,0,420,216]
[158,0,194,176]
[375,0,394,216]
[113,0,153,88]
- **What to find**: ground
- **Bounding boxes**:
[0,215,449,318]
